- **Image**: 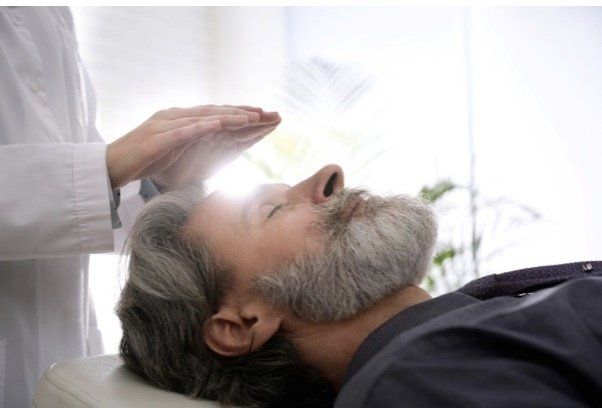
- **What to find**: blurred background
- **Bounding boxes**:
[72,6,602,353]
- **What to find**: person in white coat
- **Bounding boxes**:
[0,7,281,408]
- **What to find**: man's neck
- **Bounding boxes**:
[284,285,431,390]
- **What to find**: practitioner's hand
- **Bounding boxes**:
[149,105,281,190]
[106,105,278,189]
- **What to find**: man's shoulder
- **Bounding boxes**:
[335,276,602,408]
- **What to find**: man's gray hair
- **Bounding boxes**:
[116,187,332,408]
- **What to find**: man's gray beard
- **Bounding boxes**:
[252,188,438,322]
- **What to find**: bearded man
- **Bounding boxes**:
[117,164,602,408]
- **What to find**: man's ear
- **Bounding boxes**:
[202,301,282,357]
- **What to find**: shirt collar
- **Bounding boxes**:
[341,291,478,386]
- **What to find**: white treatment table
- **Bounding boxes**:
[33,354,222,408]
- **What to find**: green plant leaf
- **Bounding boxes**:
[433,246,460,267]
[419,180,457,203]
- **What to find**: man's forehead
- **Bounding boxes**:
[187,183,288,227]
[204,183,289,207]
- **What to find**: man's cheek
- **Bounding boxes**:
[292,207,321,231]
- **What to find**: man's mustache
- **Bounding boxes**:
[312,188,371,234]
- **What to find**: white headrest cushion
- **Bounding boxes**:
[33,354,221,408]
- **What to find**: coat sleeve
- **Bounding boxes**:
[0,143,115,261]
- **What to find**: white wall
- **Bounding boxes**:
[471,7,602,271]
[73,7,210,143]
[205,7,288,106]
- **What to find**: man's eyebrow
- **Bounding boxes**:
[240,184,273,226]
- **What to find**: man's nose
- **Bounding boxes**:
[289,164,345,205]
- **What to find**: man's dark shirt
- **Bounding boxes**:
[335,262,602,407]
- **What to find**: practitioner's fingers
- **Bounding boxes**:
[228,121,280,142]
[146,120,222,161]
[151,114,259,134]
[223,105,281,125]
[151,105,260,121]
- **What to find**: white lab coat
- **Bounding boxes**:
[0,7,144,408]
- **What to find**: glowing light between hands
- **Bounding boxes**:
[205,157,272,198]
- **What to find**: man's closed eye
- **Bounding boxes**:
[267,204,283,219]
